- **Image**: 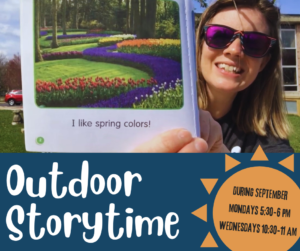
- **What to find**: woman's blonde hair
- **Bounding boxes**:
[196,0,291,139]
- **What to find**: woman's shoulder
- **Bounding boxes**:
[217,113,294,153]
[255,134,294,153]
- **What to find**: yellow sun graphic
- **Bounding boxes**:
[192,146,296,250]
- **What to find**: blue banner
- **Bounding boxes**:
[0,153,299,250]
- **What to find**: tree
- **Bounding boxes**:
[0,53,7,94]
[129,0,134,33]
[51,0,59,48]
[144,0,157,38]
[35,0,43,62]
[73,0,79,29]
[4,55,22,91]
[40,0,45,28]
[125,0,130,32]
[132,0,139,34]
[62,0,67,35]
[138,0,146,37]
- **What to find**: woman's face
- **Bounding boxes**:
[201,7,271,95]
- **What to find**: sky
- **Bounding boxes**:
[0,0,299,59]
[0,0,20,59]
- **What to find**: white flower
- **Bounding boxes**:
[150,95,153,98]
[135,97,138,100]
[141,95,143,97]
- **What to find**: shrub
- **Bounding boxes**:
[86,29,103,34]
[42,29,87,34]
[101,31,123,35]
[42,51,83,61]
[45,34,110,40]
[155,18,180,39]
[81,20,105,30]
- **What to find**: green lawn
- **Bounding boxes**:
[288,115,300,153]
[0,112,299,153]
[42,43,98,53]
[0,110,27,153]
[35,58,151,83]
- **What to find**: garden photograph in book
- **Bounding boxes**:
[34,0,183,109]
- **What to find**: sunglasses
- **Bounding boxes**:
[203,24,277,58]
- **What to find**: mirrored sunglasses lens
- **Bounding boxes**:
[243,33,271,57]
[206,26,234,48]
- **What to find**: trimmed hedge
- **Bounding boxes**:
[42,51,83,61]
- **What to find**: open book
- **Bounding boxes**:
[20,0,199,152]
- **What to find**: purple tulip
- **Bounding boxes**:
[40,31,48,36]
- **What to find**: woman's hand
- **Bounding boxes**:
[199,110,229,153]
[132,110,229,153]
[133,128,208,153]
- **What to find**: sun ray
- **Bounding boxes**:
[225,155,241,172]
[251,145,268,161]
[201,179,218,194]
[192,204,207,222]
[201,232,218,248]
[279,154,294,172]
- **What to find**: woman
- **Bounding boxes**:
[134,0,294,153]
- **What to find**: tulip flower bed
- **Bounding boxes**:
[82,45,182,87]
[40,31,48,36]
[36,36,183,108]
[82,79,183,108]
[133,80,183,109]
[98,35,136,47]
[117,39,181,62]
[98,37,124,47]
[35,76,158,107]
[81,44,183,108]
[110,34,136,39]
[42,51,83,61]
[45,33,110,40]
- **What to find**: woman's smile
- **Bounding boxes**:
[215,62,244,77]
